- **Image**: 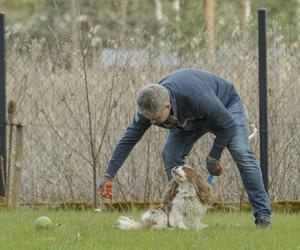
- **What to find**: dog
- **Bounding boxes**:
[116,165,213,230]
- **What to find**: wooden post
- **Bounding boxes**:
[7,100,16,199]
[8,124,24,208]
[203,0,215,56]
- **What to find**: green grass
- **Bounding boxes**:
[0,209,299,250]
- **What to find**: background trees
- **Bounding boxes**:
[1,0,299,47]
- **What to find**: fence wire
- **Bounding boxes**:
[4,19,300,205]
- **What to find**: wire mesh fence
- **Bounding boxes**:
[4,16,300,206]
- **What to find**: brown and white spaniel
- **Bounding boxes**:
[116,165,213,230]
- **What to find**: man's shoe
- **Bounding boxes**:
[255,218,271,229]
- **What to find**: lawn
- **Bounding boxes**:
[0,209,299,250]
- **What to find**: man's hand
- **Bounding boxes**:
[206,156,224,176]
[98,176,113,199]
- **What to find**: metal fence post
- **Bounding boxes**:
[258,8,269,193]
[0,13,6,198]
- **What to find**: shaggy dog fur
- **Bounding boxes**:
[116,165,213,230]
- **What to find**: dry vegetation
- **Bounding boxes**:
[6,20,300,207]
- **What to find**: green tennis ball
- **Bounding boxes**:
[34,216,53,229]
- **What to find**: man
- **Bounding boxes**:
[98,68,271,229]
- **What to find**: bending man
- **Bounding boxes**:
[99,68,271,229]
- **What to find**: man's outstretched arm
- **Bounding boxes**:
[105,112,151,178]
[99,112,151,198]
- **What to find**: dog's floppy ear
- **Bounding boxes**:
[161,180,178,207]
[183,165,214,206]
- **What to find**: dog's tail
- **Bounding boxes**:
[116,216,143,230]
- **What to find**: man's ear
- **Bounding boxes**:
[165,101,171,109]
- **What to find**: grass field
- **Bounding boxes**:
[0,209,299,250]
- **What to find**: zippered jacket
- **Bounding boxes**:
[104,68,241,179]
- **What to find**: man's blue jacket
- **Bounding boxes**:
[104,68,241,179]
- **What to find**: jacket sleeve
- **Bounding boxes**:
[104,112,151,178]
[191,86,236,160]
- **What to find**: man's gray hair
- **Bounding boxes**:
[137,84,170,115]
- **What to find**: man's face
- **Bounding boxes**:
[144,101,171,125]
